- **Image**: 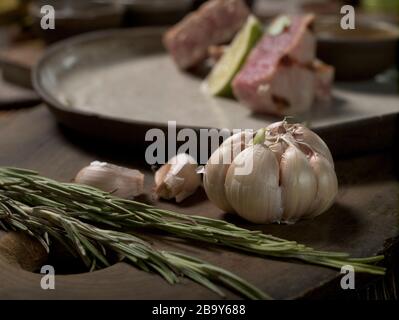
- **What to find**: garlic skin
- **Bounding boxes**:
[75,161,144,199]
[203,121,338,224]
[225,144,282,224]
[280,145,317,223]
[290,124,334,166]
[155,153,201,203]
[203,131,254,212]
[307,153,338,217]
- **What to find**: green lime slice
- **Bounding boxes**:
[267,15,291,36]
[206,15,263,97]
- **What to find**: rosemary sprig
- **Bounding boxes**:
[0,167,385,276]
[0,196,268,299]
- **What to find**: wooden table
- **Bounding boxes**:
[0,104,398,299]
[0,22,398,300]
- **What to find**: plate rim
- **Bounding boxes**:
[32,27,214,133]
[32,27,399,156]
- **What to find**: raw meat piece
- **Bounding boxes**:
[312,59,335,102]
[232,14,317,115]
[238,62,316,114]
[163,0,250,69]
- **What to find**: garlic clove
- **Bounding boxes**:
[204,146,235,212]
[280,145,317,223]
[75,161,144,199]
[307,153,338,218]
[219,129,254,152]
[154,163,172,194]
[224,144,283,224]
[266,121,287,135]
[292,125,334,166]
[154,153,201,203]
[265,121,334,166]
[203,131,253,212]
[266,140,287,163]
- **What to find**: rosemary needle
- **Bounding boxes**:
[0,167,385,277]
[0,197,268,299]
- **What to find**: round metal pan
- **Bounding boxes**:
[33,27,399,153]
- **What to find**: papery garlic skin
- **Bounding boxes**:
[280,145,317,223]
[203,131,254,212]
[307,153,338,218]
[203,121,338,224]
[265,122,333,166]
[290,124,334,166]
[75,161,144,199]
[225,144,282,224]
[155,153,201,203]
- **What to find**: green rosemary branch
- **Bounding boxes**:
[0,167,385,275]
[0,195,268,299]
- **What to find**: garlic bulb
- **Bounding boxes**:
[154,153,201,203]
[203,121,338,224]
[75,161,144,199]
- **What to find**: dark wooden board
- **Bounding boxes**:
[0,106,398,299]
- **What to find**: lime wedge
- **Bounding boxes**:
[267,15,291,36]
[206,15,263,97]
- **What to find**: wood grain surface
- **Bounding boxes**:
[0,105,398,299]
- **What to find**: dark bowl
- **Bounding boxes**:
[315,16,399,81]
[123,0,194,26]
[29,0,124,43]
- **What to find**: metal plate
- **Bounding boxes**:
[33,28,399,154]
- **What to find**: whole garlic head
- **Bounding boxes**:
[155,153,201,203]
[75,161,144,199]
[203,121,338,224]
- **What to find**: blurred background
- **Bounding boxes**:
[1,1,398,40]
[0,0,398,107]
[0,0,398,42]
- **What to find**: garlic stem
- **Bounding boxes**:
[253,128,266,145]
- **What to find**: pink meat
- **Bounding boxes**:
[312,59,335,102]
[255,63,315,114]
[163,0,250,69]
[232,14,317,115]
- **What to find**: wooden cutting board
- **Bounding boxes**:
[0,105,398,299]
